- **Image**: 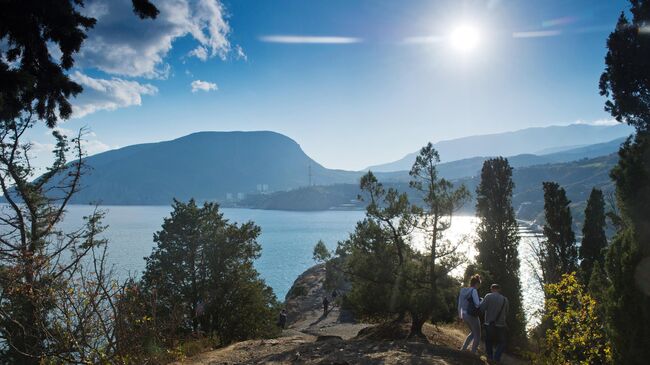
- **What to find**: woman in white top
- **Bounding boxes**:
[458,274,482,354]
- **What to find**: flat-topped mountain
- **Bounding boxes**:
[69,131,359,205]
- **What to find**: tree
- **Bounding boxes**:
[337,172,423,332]
[0,0,158,127]
[537,273,612,365]
[474,157,526,349]
[538,182,578,288]
[0,2,164,362]
[139,199,279,346]
[313,240,331,263]
[579,188,608,284]
[408,143,470,337]
[599,1,650,362]
[0,123,122,363]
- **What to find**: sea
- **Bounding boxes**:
[56,205,544,327]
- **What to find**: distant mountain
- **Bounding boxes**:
[429,136,628,180]
[241,154,619,230]
[367,123,633,172]
[65,131,360,205]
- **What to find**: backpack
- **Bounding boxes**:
[466,289,480,317]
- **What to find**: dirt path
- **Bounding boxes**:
[171,264,525,365]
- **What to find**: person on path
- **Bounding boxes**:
[480,283,509,362]
[277,309,287,329]
[458,274,482,354]
[323,296,329,315]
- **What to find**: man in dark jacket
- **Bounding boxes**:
[479,284,509,362]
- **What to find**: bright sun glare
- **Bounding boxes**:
[449,24,481,53]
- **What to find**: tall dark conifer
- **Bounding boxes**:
[579,188,608,284]
[475,157,526,349]
[539,182,578,287]
[599,1,650,362]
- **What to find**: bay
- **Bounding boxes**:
[57,205,542,326]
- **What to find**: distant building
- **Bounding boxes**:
[256,184,270,194]
[226,193,234,201]
[237,192,246,200]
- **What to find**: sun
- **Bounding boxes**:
[449,24,481,53]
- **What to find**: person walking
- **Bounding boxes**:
[277,309,287,329]
[323,296,329,315]
[480,283,509,362]
[458,274,482,354]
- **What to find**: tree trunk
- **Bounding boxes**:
[408,314,427,339]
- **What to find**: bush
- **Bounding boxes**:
[536,273,612,364]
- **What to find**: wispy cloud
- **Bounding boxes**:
[512,30,562,38]
[235,45,247,61]
[259,35,362,44]
[191,80,218,93]
[403,35,444,44]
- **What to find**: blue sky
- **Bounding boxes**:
[29,0,630,171]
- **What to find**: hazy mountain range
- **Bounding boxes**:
[40,123,631,206]
[366,123,633,172]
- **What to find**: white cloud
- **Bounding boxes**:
[188,46,209,61]
[79,0,231,78]
[259,35,362,44]
[512,30,562,38]
[191,80,218,93]
[70,71,157,117]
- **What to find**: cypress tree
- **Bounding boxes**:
[540,182,578,286]
[599,1,650,362]
[475,157,526,349]
[579,188,608,285]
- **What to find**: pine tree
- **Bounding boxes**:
[579,188,608,284]
[475,157,526,349]
[599,1,650,362]
[141,199,279,344]
[539,182,578,287]
[409,143,470,337]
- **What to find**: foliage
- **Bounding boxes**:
[599,0,650,132]
[313,240,331,263]
[337,144,468,337]
[474,157,527,349]
[579,188,608,284]
[599,1,650,363]
[337,173,416,319]
[602,133,650,364]
[0,118,121,363]
[537,273,612,365]
[127,199,280,352]
[538,182,578,288]
[0,0,157,127]
[407,143,470,336]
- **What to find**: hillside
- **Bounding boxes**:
[64,131,360,205]
[367,123,632,172]
[241,154,619,228]
[174,263,525,365]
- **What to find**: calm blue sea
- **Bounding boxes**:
[58,205,364,301]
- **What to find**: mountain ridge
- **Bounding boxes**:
[366,123,633,172]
